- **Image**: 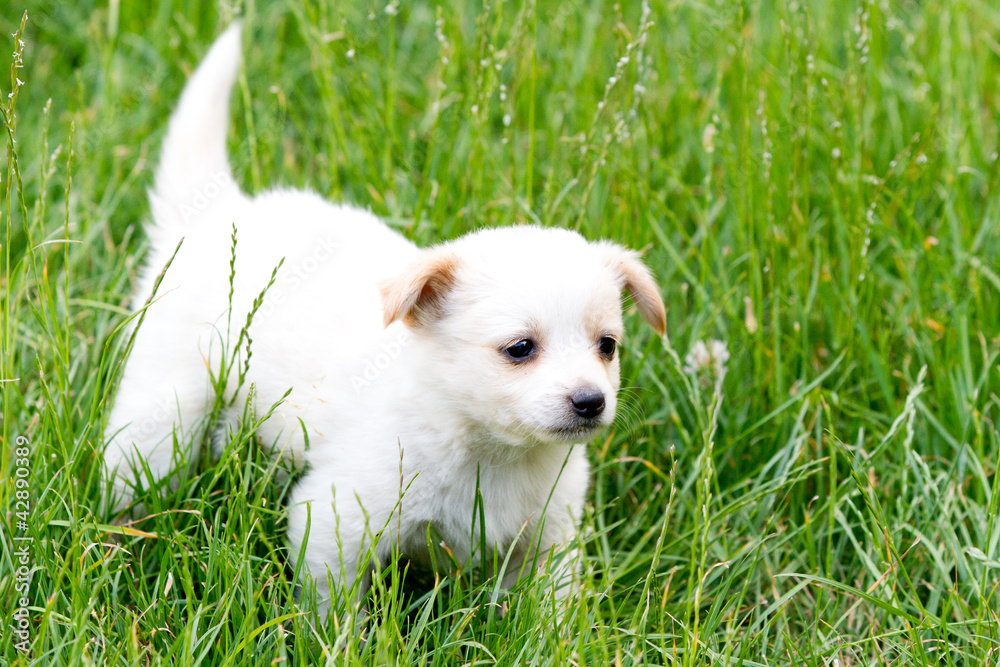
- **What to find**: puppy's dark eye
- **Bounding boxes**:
[505,339,535,361]
[598,336,617,359]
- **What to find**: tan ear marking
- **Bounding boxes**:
[379,250,461,327]
[602,244,666,336]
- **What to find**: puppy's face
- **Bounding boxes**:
[381,227,666,447]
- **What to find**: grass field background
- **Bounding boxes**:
[2,0,999,664]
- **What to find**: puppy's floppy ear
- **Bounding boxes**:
[600,243,667,336]
[380,249,462,327]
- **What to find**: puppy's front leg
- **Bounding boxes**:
[286,470,388,618]
[500,517,582,622]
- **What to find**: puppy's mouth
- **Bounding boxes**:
[543,419,606,441]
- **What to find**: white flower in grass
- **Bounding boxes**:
[702,123,717,153]
[683,339,729,389]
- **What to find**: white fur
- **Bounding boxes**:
[103,23,666,615]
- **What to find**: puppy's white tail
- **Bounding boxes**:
[150,22,242,228]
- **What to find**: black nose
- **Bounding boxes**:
[569,389,605,420]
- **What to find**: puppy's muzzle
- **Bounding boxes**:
[569,388,606,420]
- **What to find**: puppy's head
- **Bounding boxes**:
[380,226,665,447]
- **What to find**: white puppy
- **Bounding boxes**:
[103,23,666,614]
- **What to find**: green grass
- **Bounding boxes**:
[2,0,999,664]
